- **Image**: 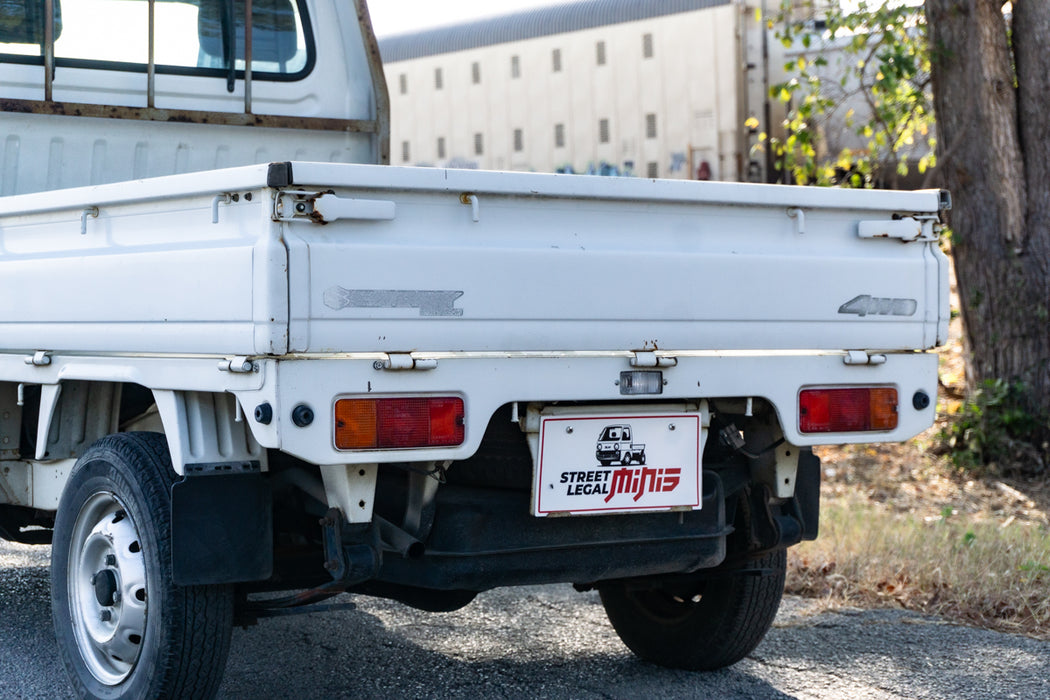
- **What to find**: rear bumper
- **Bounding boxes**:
[243,350,939,466]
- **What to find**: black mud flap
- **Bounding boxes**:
[796,449,821,541]
[171,468,272,585]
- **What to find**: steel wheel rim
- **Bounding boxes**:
[67,491,148,686]
[628,586,705,623]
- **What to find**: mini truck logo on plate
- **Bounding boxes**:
[535,414,701,516]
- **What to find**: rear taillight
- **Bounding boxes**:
[334,397,465,450]
[799,387,898,433]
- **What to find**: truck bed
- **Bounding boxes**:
[0,162,949,358]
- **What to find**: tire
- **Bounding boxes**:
[599,460,612,467]
[638,453,646,465]
[51,433,233,699]
[599,549,786,671]
[621,454,632,466]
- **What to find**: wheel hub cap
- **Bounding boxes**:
[92,568,118,607]
[68,494,148,686]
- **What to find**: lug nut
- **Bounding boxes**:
[100,610,112,622]
[105,554,117,566]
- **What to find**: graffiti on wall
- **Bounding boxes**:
[556,160,636,177]
[669,152,688,174]
[445,157,480,170]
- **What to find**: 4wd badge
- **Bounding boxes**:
[534,414,702,516]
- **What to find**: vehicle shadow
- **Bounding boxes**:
[6,545,1047,700]
[0,548,794,700]
[219,586,796,700]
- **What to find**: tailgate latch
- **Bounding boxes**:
[857,216,939,242]
[273,190,396,224]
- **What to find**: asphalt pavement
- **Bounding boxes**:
[2,540,1047,699]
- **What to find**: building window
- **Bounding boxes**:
[437,137,446,160]
[472,61,481,84]
[554,123,565,148]
[402,141,410,163]
[646,113,658,139]
[552,48,562,73]
[596,41,606,66]
[511,55,521,78]
[647,162,659,178]
[643,33,654,59]
[513,129,524,152]
[599,118,610,144]
[474,133,484,156]
[434,67,443,90]
[399,73,407,95]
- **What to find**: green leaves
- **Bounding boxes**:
[768,0,935,188]
[939,378,1045,476]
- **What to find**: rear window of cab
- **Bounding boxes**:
[0,0,315,81]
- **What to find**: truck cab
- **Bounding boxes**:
[0,0,389,197]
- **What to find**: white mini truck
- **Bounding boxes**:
[0,0,950,696]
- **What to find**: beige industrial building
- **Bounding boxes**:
[378,0,793,182]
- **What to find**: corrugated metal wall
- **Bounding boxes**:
[378,0,732,62]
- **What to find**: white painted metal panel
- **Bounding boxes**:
[279,164,946,354]
[0,174,285,355]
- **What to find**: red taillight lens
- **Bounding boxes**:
[799,387,898,433]
[334,397,465,450]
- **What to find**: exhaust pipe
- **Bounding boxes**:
[373,515,425,559]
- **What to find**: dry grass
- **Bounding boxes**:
[787,266,1050,639]
[787,486,1050,639]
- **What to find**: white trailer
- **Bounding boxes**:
[0,0,950,697]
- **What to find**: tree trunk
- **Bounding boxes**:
[927,0,1050,422]
[1012,3,1050,403]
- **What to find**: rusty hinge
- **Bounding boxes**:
[218,357,257,373]
[843,351,887,366]
[375,354,438,372]
[630,351,677,368]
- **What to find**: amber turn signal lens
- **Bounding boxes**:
[334,399,379,449]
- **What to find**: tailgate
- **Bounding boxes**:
[279,163,949,355]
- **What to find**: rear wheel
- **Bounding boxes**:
[599,549,786,671]
[51,433,233,699]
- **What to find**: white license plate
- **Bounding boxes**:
[533,413,701,516]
